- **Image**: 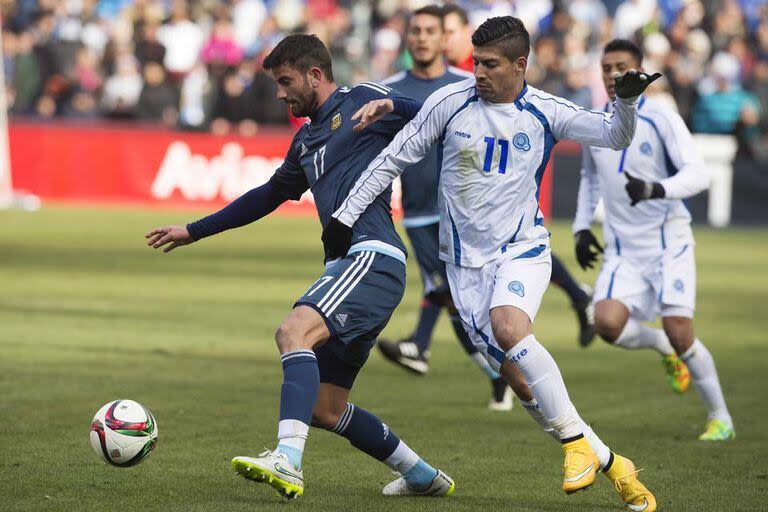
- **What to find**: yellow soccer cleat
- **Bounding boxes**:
[562,437,600,494]
[698,418,735,441]
[604,453,657,512]
[662,354,690,393]
[232,451,304,499]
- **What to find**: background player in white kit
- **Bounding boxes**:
[325,16,660,510]
[573,39,735,441]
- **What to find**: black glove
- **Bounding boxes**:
[624,171,665,206]
[322,217,353,261]
[574,230,604,270]
[614,70,662,99]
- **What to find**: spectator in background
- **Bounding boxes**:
[693,52,761,135]
[101,51,142,118]
[136,61,178,124]
[201,18,244,67]
[443,4,474,71]
[232,0,268,56]
[157,0,204,78]
[9,30,40,114]
[135,20,166,67]
[67,46,102,117]
[613,0,657,39]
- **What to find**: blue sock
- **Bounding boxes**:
[331,403,401,461]
[550,253,588,305]
[403,459,439,491]
[411,299,441,351]
[275,444,303,470]
[276,350,319,469]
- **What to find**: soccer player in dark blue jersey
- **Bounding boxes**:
[371,5,514,410]
[145,34,455,500]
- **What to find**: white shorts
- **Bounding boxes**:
[446,245,552,373]
[594,244,696,321]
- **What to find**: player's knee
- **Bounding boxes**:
[311,406,344,431]
[274,320,306,353]
[595,314,624,343]
[663,317,694,349]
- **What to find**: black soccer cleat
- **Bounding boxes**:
[573,285,596,348]
[377,338,429,375]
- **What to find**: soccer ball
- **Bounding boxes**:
[89,399,158,467]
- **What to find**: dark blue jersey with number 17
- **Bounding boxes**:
[270,83,421,263]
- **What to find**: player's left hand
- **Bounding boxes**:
[322,217,353,261]
[352,99,394,132]
[145,225,195,253]
[613,69,662,99]
[624,171,666,206]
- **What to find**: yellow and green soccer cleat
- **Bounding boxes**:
[698,418,735,441]
[232,451,304,499]
[604,453,657,512]
[662,354,690,393]
[562,437,600,494]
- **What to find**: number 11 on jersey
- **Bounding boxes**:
[482,136,509,174]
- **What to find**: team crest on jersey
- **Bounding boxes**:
[673,279,684,293]
[640,142,653,155]
[508,281,525,297]
[513,132,531,152]
[331,111,342,131]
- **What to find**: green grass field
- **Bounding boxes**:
[1,206,766,511]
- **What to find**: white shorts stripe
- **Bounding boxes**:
[324,252,376,315]
[316,252,366,310]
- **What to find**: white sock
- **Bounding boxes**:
[277,419,309,452]
[507,335,582,440]
[470,352,501,379]
[520,399,611,469]
[682,339,732,426]
[383,440,419,474]
[519,398,560,441]
[614,318,675,356]
[574,408,611,469]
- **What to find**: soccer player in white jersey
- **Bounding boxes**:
[573,39,735,441]
[324,16,659,510]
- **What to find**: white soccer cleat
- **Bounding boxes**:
[232,450,304,499]
[382,469,455,497]
[488,383,514,411]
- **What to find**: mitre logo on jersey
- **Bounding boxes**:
[331,111,342,130]
[513,132,531,151]
[640,142,653,156]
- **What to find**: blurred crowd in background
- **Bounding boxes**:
[1,0,766,157]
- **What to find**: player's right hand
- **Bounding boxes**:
[574,229,603,270]
[145,225,195,253]
[322,218,353,261]
[613,69,662,99]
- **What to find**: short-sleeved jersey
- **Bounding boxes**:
[270,83,419,262]
[335,79,638,268]
[573,96,710,259]
[381,67,473,225]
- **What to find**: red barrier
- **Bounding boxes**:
[9,120,552,218]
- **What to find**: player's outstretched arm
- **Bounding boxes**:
[547,69,662,150]
[352,97,421,133]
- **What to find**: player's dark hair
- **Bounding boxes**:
[441,4,469,25]
[471,16,530,62]
[263,34,334,82]
[410,4,444,29]
[603,39,643,66]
